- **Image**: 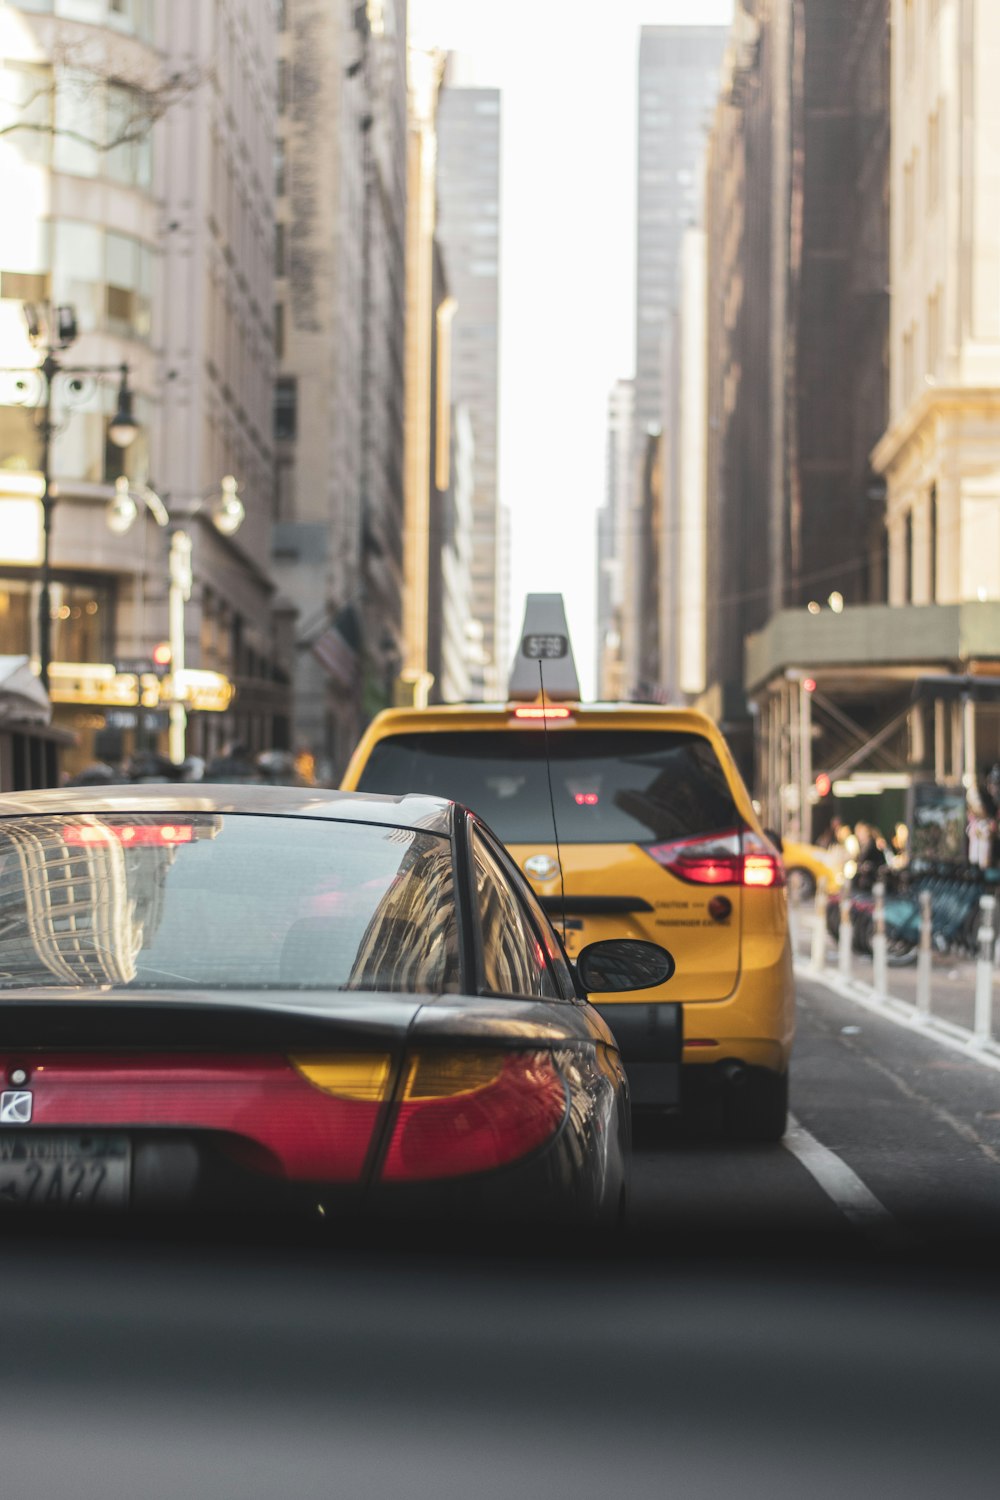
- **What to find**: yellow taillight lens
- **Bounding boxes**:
[402,1050,506,1100]
[289,1053,392,1101]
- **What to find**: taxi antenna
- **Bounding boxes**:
[538,660,568,942]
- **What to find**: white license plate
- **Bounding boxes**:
[0,1134,130,1209]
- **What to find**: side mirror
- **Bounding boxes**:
[764,828,784,854]
[576,939,675,995]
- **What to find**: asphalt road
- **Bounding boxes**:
[2,977,1000,1499]
[631,970,1000,1246]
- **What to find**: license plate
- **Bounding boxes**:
[0,1134,130,1209]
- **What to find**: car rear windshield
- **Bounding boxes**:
[0,814,460,993]
[355,730,739,845]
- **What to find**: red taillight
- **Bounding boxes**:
[644,829,785,888]
[381,1050,567,1182]
[14,1052,384,1181]
[742,831,785,888]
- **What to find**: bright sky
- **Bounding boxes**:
[409,0,734,697]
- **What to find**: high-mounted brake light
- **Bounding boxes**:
[644,829,785,889]
[511,705,573,721]
[382,1050,566,1182]
[573,792,599,806]
[62,824,195,847]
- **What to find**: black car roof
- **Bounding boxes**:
[0,784,455,836]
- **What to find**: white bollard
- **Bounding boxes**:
[787,881,799,953]
[810,876,828,973]
[974,893,996,1044]
[872,880,888,997]
[838,878,853,979]
[916,889,932,1017]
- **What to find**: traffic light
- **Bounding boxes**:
[814,772,832,799]
[152,642,172,677]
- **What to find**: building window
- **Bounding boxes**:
[274,222,286,276]
[274,377,297,441]
[928,484,938,602]
[48,220,152,342]
[0,576,113,663]
[273,302,285,359]
[904,512,914,603]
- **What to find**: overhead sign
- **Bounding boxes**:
[47,662,234,713]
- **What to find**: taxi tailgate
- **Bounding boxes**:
[509,842,741,1003]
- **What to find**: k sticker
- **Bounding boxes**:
[0,1092,32,1124]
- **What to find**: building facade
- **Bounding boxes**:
[272,0,407,781]
[623,24,726,696]
[0,0,288,774]
[434,70,504,699]
[595,377,634,700]
[700,0,892,792]
[874,0,1000,610]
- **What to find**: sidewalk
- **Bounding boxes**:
[789,902,997,1036]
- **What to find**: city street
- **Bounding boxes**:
[2,973,1000,1500]
[633,971,1000,1245]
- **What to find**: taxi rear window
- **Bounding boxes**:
[355,730,738,845]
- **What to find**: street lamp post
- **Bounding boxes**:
[4,304,139,693]
[107,478,245,763]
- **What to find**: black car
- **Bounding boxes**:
[0,785,675,1224]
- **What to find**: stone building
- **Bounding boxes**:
[0,0,289,773]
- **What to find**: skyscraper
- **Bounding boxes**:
[272,0,408,778]
[634,26,727,435]
[434,68,503,698]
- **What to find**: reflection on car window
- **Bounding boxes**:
[357,730,738,845]
[0,814,460,994]
[473,832,559,999]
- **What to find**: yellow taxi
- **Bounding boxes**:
[343,597,794,1139]
[781,840,843,901]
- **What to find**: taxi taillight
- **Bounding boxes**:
[644,829,785,889]
[381,1050,567,1182]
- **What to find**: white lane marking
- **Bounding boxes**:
[794,959,1000,1075]
[783,1113,893,1229]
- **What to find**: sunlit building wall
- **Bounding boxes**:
[0,0,289,771]
[667,225,708,700]
[157,0,288,761]
[434,69,502,700]
[400,44,444,708]
[596,377,634,699]
[439,403,474,703]
[875,0,1000,608]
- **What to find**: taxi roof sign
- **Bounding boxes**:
[508,594,581,702]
